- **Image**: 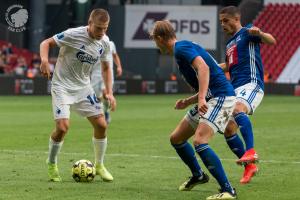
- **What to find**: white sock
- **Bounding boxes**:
[93,137,107,166]
[48,138,63,164]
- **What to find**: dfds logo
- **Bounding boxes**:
[132,12,210,40]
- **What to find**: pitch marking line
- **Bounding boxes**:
[1,149,300,165]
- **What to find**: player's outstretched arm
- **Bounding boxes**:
[40,38,57,79]
[175,93,198,110]
[192,56,209,115]
[248,26,276,45]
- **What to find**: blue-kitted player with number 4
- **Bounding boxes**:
[151,20,237,200]
[219,6,276,184]
[39,9,116,182]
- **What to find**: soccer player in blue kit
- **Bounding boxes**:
[219,6,276,184]
[151,20,237,200]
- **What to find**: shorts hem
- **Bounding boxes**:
[199,117,219,133]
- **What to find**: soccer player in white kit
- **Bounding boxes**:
[39,9,116,182]
[91,36,123,123]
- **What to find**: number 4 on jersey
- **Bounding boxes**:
[240,89,246,96]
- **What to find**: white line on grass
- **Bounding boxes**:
[1,149,300,165]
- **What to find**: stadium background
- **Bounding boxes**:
[0,1,300,200]
[0,0,299,95]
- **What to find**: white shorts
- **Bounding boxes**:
[51,87,103,120]
[234,83,264,115]
[185,96,236,134]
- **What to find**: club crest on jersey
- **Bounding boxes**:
[99,47,103,55]
[227,40,236,48]
[76,51,98,64]
[57,33,64,39]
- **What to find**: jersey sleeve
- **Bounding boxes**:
[110,41,116,54]
[53,29,73,47]
[175,43,198,64]
[245,24,262,43]
[100,40,110,62]
[247,32,262,43]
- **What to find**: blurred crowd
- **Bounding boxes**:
[0,43,56,78]
[0,42,273,82]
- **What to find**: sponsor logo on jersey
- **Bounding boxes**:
[76,51,98,64]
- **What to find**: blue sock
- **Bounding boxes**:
[172,142,203,177]
[225,134,245,158]
[195,144,234,193]
[104,111,111,124]
[234,112,254,150]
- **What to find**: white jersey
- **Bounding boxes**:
[52,26,110,94]
[108,40,116,71]
[90,35,116,94]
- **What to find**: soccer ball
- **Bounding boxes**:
[72,160,96,182]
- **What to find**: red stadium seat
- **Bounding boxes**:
[0,40,34,73]
[253,3,300,80]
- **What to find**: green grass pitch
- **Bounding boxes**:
[0,95,299,200]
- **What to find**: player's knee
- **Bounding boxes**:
[233,102,248,115]
[169,133,180,145]
[95,119,107,131]
[193,134,209,146]
[224,121,237,137]
[56,123,69,135]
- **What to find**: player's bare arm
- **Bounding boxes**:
[175,93,198,110]
[112,53,123,77]
[101,60,116,111]
[40,38,57,79]
[248,26,276,45]
[219,62,229,72]
[192,56,209,115]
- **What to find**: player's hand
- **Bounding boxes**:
[40,60,51,79]
[198,98,208,116]
[175,99,188,110]
[104,93,116,111]
[116,66,122,77]
[248,26,261,36]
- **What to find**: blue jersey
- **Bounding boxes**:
[174,40,235,98]
[226,24,264,90]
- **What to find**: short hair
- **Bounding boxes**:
[89,9,110,23]
[150,20,176,41]
[219,6,241,17]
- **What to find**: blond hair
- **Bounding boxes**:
[150,20,176,41]
[89,8,110,24]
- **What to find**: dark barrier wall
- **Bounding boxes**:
[0,77,298,96]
